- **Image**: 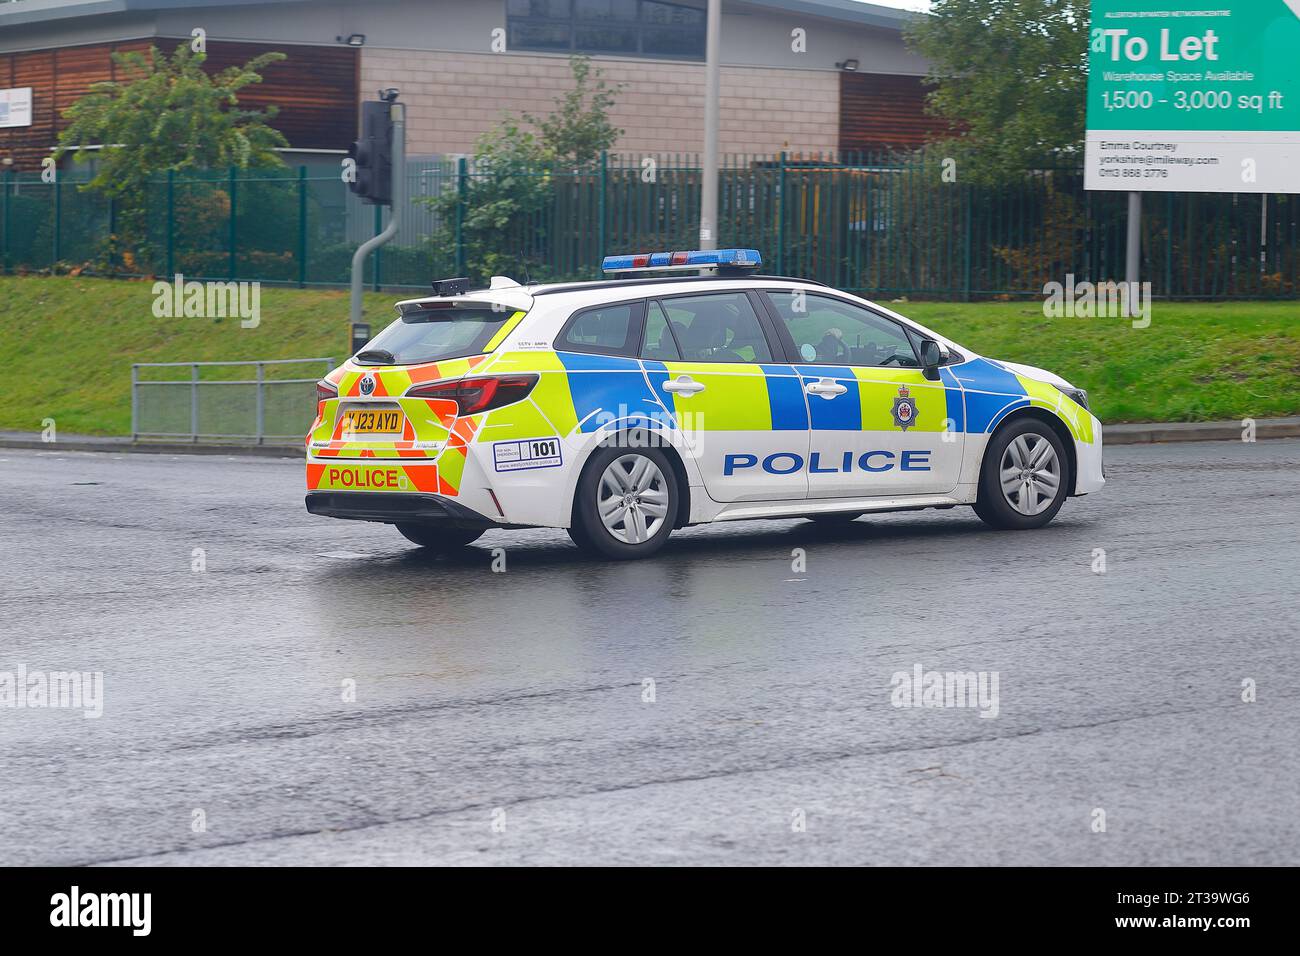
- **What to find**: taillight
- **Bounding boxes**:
[407,374,539,415]
[316,380,338,403]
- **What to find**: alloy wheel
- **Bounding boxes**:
[999,433,1062,516]
[597,454,670,544]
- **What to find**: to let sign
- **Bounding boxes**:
[1084,1,1300,194]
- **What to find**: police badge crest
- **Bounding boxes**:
[891,384,918,431]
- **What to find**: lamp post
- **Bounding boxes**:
[698,0,721,254]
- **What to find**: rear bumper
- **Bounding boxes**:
[305,491,496,528]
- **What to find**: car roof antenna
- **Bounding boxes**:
[519,249,532,286]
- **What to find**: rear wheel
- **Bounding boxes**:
[973,418,1070,530]
[568,447,678,560]
[396,523,485,550]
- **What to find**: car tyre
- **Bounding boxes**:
[973,418,1070,530]
[396,523,485,550]
[568,446,679,560]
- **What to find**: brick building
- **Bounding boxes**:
[0,0,945,169]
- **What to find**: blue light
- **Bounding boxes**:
[601,249,763,273]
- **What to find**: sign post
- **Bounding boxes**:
[1125,190,1140,290]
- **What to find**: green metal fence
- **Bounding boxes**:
[2,152,1296,299]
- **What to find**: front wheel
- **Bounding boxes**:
[568,447,679,560]
[396,523,485,551]
[973,419,1070,530]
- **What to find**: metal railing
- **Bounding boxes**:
[4,154,1297,299]
[131,358,334,444]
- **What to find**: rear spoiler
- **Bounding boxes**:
[396,299,522,315]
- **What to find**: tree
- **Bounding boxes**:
[425,55,624,283]
[524,55,624,167]
[440,119,554,283]
[906,0,1089,179]
[55,43,288,262]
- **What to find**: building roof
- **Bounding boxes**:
[0,0,273,28]
[0,0,917,31]
[740,0,915,30]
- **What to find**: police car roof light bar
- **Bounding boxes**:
[601,249,762,275]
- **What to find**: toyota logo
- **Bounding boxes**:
[359,374,375,396]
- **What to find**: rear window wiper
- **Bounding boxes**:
[355,348,396,365]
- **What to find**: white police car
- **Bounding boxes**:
[306,249,1104,559]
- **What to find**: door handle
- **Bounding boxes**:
[804,377,847,399]
[663,375,706,396]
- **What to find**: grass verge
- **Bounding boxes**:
[1,276,1296,434]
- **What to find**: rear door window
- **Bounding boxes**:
[640,302,683,361]
[654,292,773,363]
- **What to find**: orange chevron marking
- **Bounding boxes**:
[401,465,441,493]
[407,361,443,385]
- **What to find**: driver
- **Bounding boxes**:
[815,327,845,362]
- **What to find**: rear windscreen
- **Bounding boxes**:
[358,307,516,365]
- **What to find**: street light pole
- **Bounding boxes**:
[698,0,721,253]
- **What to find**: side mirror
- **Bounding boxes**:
[919,338,943,379]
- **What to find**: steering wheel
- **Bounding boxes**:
[878,351,909,367]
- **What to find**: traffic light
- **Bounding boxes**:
[350,100,393,205]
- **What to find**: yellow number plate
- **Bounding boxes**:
[343,409,404,434]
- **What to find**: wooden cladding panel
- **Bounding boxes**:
[53,43,114,107]
[0,39,358,169]
[839,72,952,152]
[176,40,359,152]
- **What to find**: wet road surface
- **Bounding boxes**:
[1,439,1297,865]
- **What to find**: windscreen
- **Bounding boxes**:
[358,307,517,365]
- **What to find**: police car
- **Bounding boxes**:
[305,250,1103,559]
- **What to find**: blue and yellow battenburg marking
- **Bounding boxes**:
[952,358,1094,443]
[480,352,1093,457]
[498,351,1091,440]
